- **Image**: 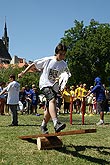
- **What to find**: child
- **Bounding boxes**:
[18,43,71,133]
[30,88,39,115]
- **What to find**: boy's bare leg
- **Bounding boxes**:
[49,98,57,118]
[100,111,104,121]
[41,98,66,133]
[48,98,58,126]
[41,98,57,126]
[41,108,51,134]
[42,108,51,124]
[49,98,66,132]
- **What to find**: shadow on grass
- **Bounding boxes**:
[0,124,41,127]
[60,116,110,126]
[17,124,41,127]
[20,139,110,164]
[22,138,37,144]
[57,145,110,165]
[70,123,110,126]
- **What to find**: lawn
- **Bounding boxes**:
[0,109,110,165]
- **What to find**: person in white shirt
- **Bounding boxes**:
[18,43,71,133]
[0,74,20,126]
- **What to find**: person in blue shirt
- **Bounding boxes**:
[30,87,40,115]
[24,85,32,114]
[86,77,106,125]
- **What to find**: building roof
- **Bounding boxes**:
[0,62,35,73]
[0,39,11,60]
[0,62,28,69]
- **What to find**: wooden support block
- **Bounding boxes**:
[37,136,63,150]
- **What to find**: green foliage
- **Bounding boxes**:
[0,65,21,82]
[62,19,110,86]
[0,65,40,88]
[18,72,40,88]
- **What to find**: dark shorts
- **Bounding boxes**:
[75,99,81,107]
[41,87,57,108]
[97,100,106,112]
[64,102,70,110]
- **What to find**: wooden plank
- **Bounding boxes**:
[18,128,96,139]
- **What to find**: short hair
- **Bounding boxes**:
[9,74,15,80]
[32,84,36,88]
[0,82,6,86]
[55,43,67,54]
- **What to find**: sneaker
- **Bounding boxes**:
[41,125,48,134]
[96,120,104,126]
[54,122,66,133]
[36,113,40,116]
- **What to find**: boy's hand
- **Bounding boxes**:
[18,71,24,78]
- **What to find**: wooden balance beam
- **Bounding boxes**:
[18,128,96,150]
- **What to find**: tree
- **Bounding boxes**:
[0,65,40,88]
[62,19,110,87]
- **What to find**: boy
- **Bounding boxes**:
[18,43,71,133]
[0,75,20,126]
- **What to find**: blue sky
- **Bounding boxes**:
[0,0,110,62]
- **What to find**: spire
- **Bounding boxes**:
[4,19,8,37]
[2,17,9,51]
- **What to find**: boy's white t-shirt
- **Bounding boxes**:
[34,56,71,90]
[5,81,20,105]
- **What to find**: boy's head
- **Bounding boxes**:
[9,74,15,81]
[55,43,67,54]
[55,43,67,61]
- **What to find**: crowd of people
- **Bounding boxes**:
[19,84,39,115]
[0,82,40,115]
[60,82,110,114]
[0,78,110,121]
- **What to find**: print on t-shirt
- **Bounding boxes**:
[48,69,58,82]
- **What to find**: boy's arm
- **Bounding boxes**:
[0,88,7,96]
[85,91,91,97]
[18,63,40,78]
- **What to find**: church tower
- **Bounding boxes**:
[2,19,9,51]
[0,18,11,64]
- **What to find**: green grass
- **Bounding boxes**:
[0,109,110,165]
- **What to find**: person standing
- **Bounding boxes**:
[0,82,6,115]
[24,85,32,114]
[0,74,20,126]
[18,43,71,133]
[62,86,71,114]
[85,77,106,125]
[19,86,26,114]
[30,87,39,115]
[75,83,83,114]
[87,86,94,115]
